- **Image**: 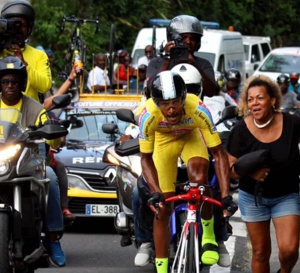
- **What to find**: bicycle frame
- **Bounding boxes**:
[60,16,99,95]
[166,184,222,273]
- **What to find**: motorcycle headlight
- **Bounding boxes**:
[0,144,21,160]
[104,152,120,166]
[0,161,10,175]
[0,144,21,175]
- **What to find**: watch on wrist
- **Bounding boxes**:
[161,52,170,59]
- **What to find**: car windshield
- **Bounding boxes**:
[61,109,130,142]
[259,54,300,73]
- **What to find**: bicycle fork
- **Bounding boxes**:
[171,202,200,273]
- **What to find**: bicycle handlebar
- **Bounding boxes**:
[165,187,222,207]
[60,16,100,33]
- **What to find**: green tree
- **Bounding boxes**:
[30,0,300,82]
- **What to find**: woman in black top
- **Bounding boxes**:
[227,75,300,273]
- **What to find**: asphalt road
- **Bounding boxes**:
[36,193,300,273]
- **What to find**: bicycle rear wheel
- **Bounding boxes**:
[186,224,196,273]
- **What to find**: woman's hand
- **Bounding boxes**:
[250,167,271,182]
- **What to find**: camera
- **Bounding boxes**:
[170,33,189,61]
[0,18,22,49]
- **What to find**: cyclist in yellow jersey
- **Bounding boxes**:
[139,70,231,273]
[0,0,52,102]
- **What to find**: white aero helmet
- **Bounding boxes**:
[171,63,202,96]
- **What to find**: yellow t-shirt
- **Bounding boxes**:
[0,99,59,147]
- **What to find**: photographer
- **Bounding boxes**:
[0,0,52,102]
[146,15,218,98]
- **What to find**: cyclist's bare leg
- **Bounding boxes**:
[154,192,173,273]
[187,157,219,265]
[153,193,173,258]
[187,157,212,219]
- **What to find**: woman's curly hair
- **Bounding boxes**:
[238,75,282,116]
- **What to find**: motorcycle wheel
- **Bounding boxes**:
[0,212,12,273]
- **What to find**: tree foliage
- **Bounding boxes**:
[29,0,300,80]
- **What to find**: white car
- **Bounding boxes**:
[252,47,300,82]
[242,36,272,78]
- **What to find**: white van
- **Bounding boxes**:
[131,26,246,82]
[242,36,272,78]
[195,29,245,81]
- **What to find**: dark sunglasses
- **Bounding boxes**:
[1,79,19,86]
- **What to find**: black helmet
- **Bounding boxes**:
[151,71,187,106]
[224,68,241,83]
[1,0,35,36]
[277,74,290,84]
[166,15,203,50]
[0,56,27,91]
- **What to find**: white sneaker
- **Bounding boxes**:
[134,242,152,266]
[217,241,231,267]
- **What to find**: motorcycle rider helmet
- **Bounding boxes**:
[276,74,290,84]
[224,68,241,84]
[171,63,202,96]
[1,0,35,37]
[0,56,27,91]
[166,15,203,51]
[151,70,187,106]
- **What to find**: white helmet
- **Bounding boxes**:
[171,64,202,96]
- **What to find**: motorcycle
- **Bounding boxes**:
[0,95,70,273]
[102,106,239,252]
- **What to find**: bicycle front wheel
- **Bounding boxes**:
[186,224,196,273]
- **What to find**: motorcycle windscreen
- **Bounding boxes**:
[0,108,28,143]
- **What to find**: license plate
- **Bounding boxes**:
[86,204,119,216]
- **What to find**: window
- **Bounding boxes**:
[260,54,300,73]
[251,45,260,63]
[261,43,271,57]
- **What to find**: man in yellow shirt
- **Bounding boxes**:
[0,0,52,102]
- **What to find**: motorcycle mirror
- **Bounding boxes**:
[102,123,119,134]
[69,116,83,128]
[215,105,238,126]
[49,94,71,111]
[116,109,137,125]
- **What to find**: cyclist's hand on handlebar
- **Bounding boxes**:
[147,192,165,215]
[221,195,238,217]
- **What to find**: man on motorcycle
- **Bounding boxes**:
[0,56,66,267]
[146,14,218,98]
[139,70,232,273]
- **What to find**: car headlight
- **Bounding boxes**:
[67,174,91,190]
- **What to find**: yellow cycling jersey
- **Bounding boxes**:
[138,93,221,154]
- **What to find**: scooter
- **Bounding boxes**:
[0,95,70,273]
